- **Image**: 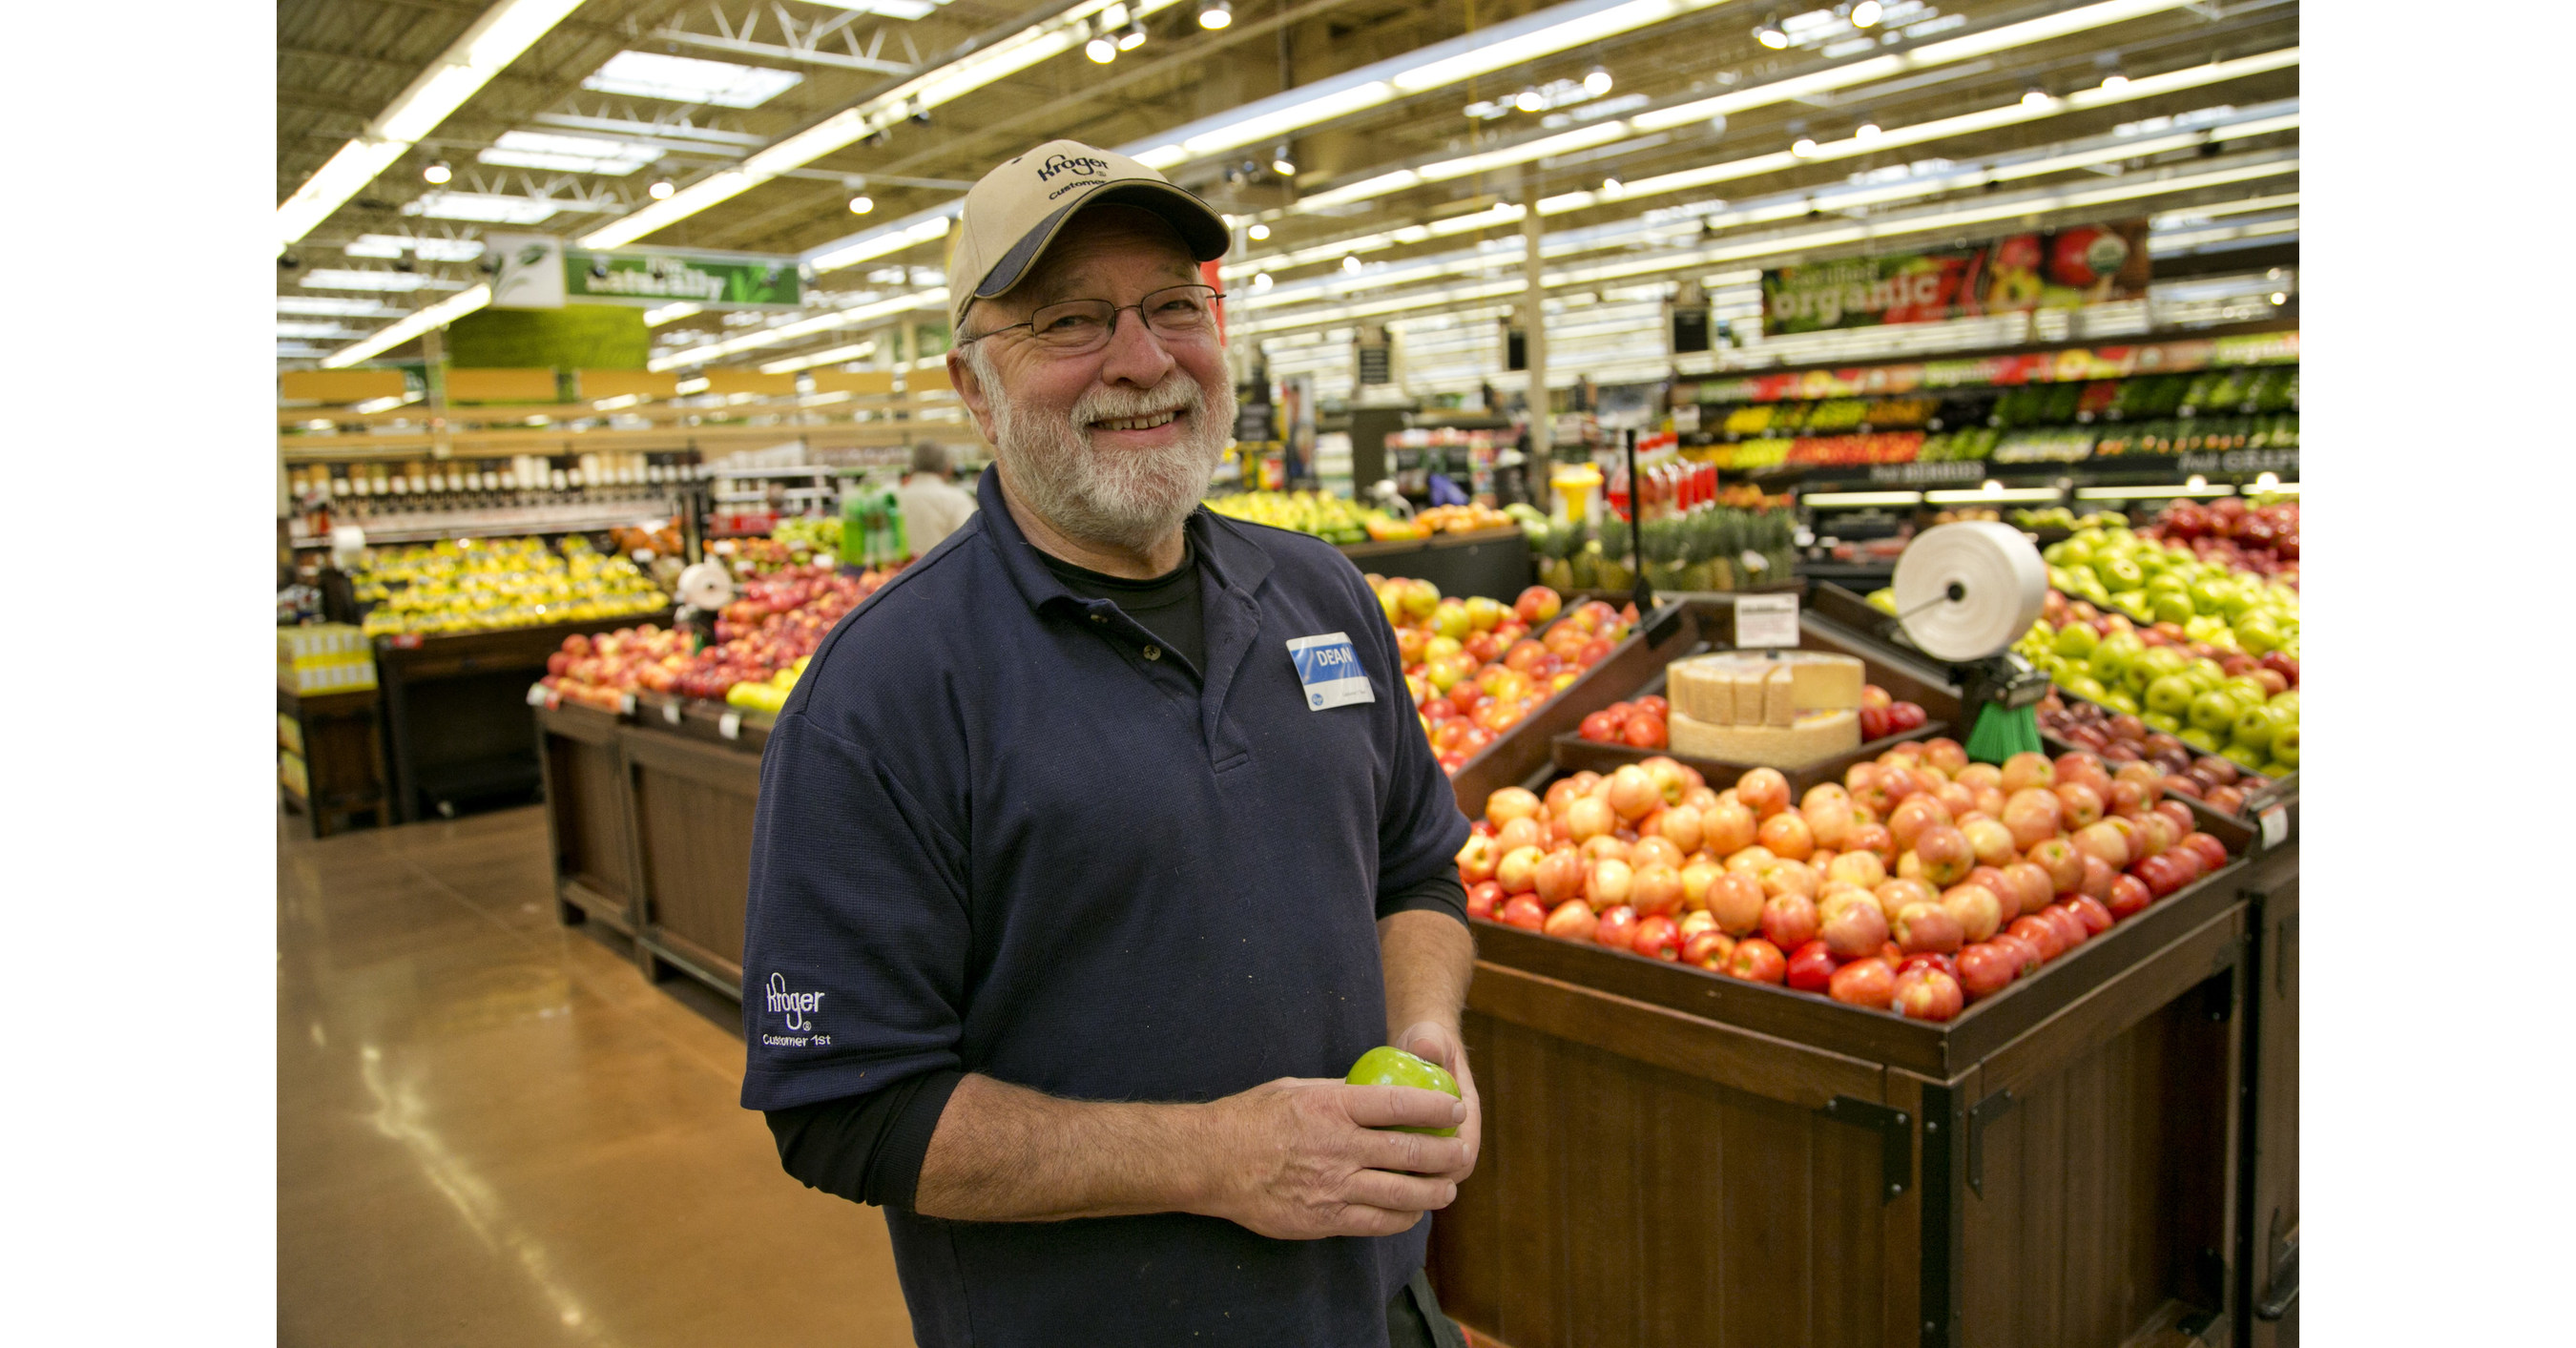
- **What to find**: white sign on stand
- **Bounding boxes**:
[1735,593,1799,649]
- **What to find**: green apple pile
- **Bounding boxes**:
[2039,525,2300,662]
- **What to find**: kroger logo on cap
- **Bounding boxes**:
[1037,152,1110,182]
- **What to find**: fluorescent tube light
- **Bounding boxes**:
[760,341,879,373]
[806,214,954,275]
[345,234,488,262]
[644,302,706,326]
[582,52,805,108]
[276,0,588,246]
[478,131,666,176]
[279,296,408,317]
[2075,485,2238,500]
[650,289,950,369]
[1924,487,2062,503]
[1806,491,1923,507]
[278,321,373,340]
[322,284,493,367]
[300,269,464,292]
[403,192,568,223]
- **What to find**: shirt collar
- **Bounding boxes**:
[975,463,1274,614]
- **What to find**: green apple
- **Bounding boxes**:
[2178,725,2221,754]
[2151,591,2196,625]
[2145,674,2199,717]
[2224,676,2273,710]
[1867,588,1900,615]
[2065,674,2109,702]
[2189,576,2234,615]
[1346,1047,1461,1136]
[2142,710,2185,736]
[2229,704,2276,752]
[2220,742,2267,775]
[2269,725,2298,768]
[2054,624,2100,659]
[2098,553,2145,590]
[2219,586,2261,621]
[2233,614,2283,655]
[2189,689,2242,735]
[2043,541,2074,566]
[2099,689,2142,716]
[2187,657,2228,689]
[2269,690,2299,715]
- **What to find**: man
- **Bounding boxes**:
[739,139,1481,1348]
[893,439,978,556]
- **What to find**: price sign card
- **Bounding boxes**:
[1735,593,1799,649]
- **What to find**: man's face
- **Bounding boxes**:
[949,205,1232,553]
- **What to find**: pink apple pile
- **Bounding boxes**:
[671,562,895,702]
[540,625,692,709]
[1456,742,2233,1023]
[2147,497,2299,583]
[1374,579,1633,776]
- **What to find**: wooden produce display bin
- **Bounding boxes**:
[375,612,673,822]
[533,701,638,937]
[1448,604,1703,818]
[278,685,390,838]
[1431,861,2254,1348]
[613,714,770,998]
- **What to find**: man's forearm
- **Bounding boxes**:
[912,1074,1210,1223]
[1379,908,1475,1042]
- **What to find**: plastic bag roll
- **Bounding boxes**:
[1891,521,2047,662]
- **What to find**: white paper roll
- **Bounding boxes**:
[1891,521,2047,662]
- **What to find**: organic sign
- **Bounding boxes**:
[563,249,801,308]
[1760,220,2150,337]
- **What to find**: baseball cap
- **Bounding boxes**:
[947,139,1230,333]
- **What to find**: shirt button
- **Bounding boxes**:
[1142,645,1162,661]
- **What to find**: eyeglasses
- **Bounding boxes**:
[958,283,1224,355]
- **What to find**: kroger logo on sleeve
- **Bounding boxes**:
[761,972,831,1047]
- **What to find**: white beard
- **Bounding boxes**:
[966,342,1232,555]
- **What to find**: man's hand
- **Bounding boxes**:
[1392,1020,1482,1188]
[1189,1076,1471,1240]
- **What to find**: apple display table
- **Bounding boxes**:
[376,612,673,822]
[279,684,389,839]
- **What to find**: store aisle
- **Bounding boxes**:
[279,806,915,1347]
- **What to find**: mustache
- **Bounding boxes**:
[1070,372,1202,427]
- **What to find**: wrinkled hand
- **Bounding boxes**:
[1392,1021,1483,1188]
[1194,1076,1471,1240]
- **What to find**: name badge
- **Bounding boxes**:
[1287,632,1376,711]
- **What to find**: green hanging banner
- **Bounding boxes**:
[562,247,802,309]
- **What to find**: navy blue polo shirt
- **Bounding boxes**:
[739,467,1471,1348]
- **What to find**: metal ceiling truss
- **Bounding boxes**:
[654,2,924,75]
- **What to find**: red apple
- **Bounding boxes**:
[1999,752,2057,794]
[1939,883,2005,944]
[1961,818,2020,869]
[2063,895,2114,937]
[1887,796,1954,852]
[1542,898,1598,943]
[1787,939,1839,993]
[1800,796,1858,849]
[1829,957,1898,1009]
[1819,889,1891,957]
[1999,861,2052,918]
[1912,825,1975,887]
[2039,902,2090,950]
[1893,901,1964,955]
[1485,786,1542,826]
[1593,903,1640,949]
[1826,850,1889,891]
[1500,895,1548,931]
[1683,928,1735,970]
[1922,737,1969,775]
[1607,765,1661,821]
[1655,805,1705,855]
[1533,849,1587,906]
[2105,872,2152,919]
[1699,799,1758,855]
[1760,892,1820,950]
[1465,881,1503,921]
[1844,822,1897,866]
[1723,937,1788,985]
[2002,788,2066,849]
[1588,858,1636,911]
[1736,767,1792,819]
[1707,871,1767,935]
[1955,942,2018,1001]
[1631,864,1685,919]
[1632,914,1682,961]
[2006,914,2066,962]
[1567,795,1617,842]
[1679,856,1723,911]
[1757,811,1817,862]
[1893,966,1965,1021]
[2053,781,2106,830]
[1630,836,1685,874]
[1990,931,2044,979]
[2180,832,2230,872]
[2132,812,2179,861]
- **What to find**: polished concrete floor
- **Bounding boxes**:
[280,804,916,1347]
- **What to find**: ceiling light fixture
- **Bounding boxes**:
[1792,135,1818,156]
[1851,0,1882,28]
[1514,87,1548,113]
[1272,144,1298,176]
[1249,222,1272,239]
[1253,272,1275,290]
[582,52,804,108]
[1341,255,1361,272]
[1198,0,1232,28]
[1755,13,1789,49]
[850,195,875,214]
[1086,21,1118,62]
[321,283,493,367]
[2101,72,2130,91]
[1584,66,1614,96]
[1602,175,1624,194]
[1855,118,1882,138]
[649,178,675,199]
[2022,87,2053,108]
[2269,291,2287,304]
[423,160,452,184]
[1119,19,1149,50]
[276,0,588,247]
